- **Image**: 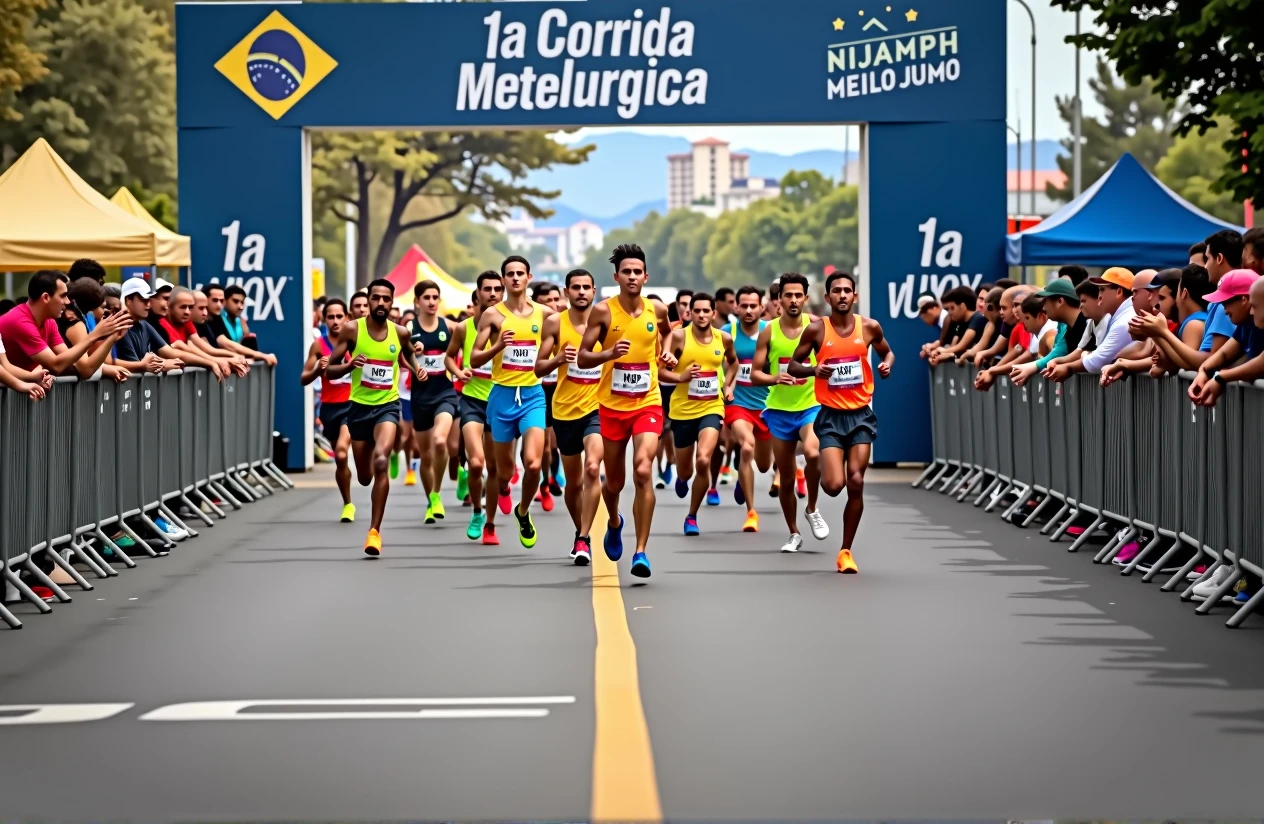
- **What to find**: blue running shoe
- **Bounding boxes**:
[683,514,700,536]
[604,514,625,561]
[675,477,689,498]
[706,488,721,507]
[630,551,651,578]
[734,480,746,506]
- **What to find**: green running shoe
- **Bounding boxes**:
[466,510,486,540]
[389,451,400,479]
[514,503,537,548]
[455,466,469,501]
[429,491,446,520]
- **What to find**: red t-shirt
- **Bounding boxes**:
[1008,323,1032,351]
[159,317,199,344]
[0,304,63,371]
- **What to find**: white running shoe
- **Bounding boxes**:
[780,533,803,553]
[805,509,829,540]
[1191,564,1235,601]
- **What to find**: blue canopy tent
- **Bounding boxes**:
[1006,152,1243,269]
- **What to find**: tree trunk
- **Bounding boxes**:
[355,171,372,289]
[372,172,413,281]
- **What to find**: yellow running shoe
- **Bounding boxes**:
[429,491,446,520]
[340,503,356,523]
[404,468,417,486]
[514,503,537,548]
[364,528,382,557]
[836,548,858,574]
[742,511,759,533]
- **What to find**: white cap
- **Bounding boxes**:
[121,278,153,300]
[152,277,174,293]
[916,295,938,312]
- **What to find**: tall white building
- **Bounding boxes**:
[493,209,604,269]
[667,138,751,211]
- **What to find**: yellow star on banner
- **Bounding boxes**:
[832,17,844,30]
[886,5,892,11]
[905,8,918,21]
[858,9,865,15]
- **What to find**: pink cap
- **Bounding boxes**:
[1205,269,1260,303]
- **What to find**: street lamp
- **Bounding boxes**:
[1073,9,1082,197]
[1011,0,1036,215]
[1007,121,1022,218]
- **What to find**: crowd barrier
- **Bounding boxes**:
[0,364,293,630]
[917,363,1264,628]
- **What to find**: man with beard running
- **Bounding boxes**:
[787,271,894,573]
[325,280,427,556]
[724,286,773,532]
[578,244,677,579]
[751,273,830,553]
[301,298,355,523]
[536,269,604,565]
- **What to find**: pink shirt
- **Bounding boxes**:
[0,304,63,371]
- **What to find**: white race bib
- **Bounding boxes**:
[360,358,394,391]
[422,351,445,376]
[824,356,864,388]
[541,369,558,385]
[566,361,603,385]
[471,359,492,379]
[328,360,353,386]
[777,357,806,385]
[501,338,537,372]
[611,362,651,397]
[736,359,753,386]
[687,370,720,400]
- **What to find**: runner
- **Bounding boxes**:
[787,270,894,573]
[300,298,355,523]
[751,273,830,553]
[577,245,676,578]
[663,292,738,536]
[349,290,369,320]
[325,279,426,556]
[724,286,773,532]
[536,269,604,565]
[409,280,461,524]
[531,281,564,512]
[444,271,504,544]
[469,256,554,548]
[396,338,414,483]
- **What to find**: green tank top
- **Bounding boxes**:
[350,317,401,406]
[765,318,818,412]
[460,316,493,402]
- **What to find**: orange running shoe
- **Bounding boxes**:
[364,528,382,557]
[483,524,500,545]
[795,468,807,499]
[404,468,417,487]
[836,548,858,574]
[540,487,555,512]
[742,511,759,533]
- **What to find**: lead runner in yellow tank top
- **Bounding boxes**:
[661,293,738,538]
[577,243,677,579]
[469,256,555,549]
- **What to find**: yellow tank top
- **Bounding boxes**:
[598,296,661,411]
[670,325,725,419]
[490,301,544,388]
[552,311,602,421]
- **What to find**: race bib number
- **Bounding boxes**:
[360,358,394,391]
[687,370,720,400]
[422,351,446,376]
[777,357,806,385]
[824,356,864,388]
[611,362,651,397]
[736,358,753,386]
[502,337,537,372]
[566,361,603,385]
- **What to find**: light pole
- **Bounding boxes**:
[1012,0,1036,215]
[1073,9,1082,197]
[1007,121,1023,218]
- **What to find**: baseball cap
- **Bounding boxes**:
[1143,268,1183,291]
[1089,267,1135,290]
[916,295,938,313]
[121,278,153,300]
[152,277,174,294]
[1204,269,1260,303]
[1035,278,1078,302]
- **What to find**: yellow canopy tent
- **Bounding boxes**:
[110,187,191,267]
[0,138,159,270]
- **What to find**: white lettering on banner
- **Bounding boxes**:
[459,8,706,120]
[208,221,288,323]
[826,24,961,101]
[888,273,983,319]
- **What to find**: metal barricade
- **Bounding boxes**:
[158,371,183,504]
[1241,383,1264,571]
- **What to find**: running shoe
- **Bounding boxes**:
[425,502,437,525]
[389,452,400,479]
[456,466,469,501]
[836,548,859,574]
[742,511,759,533]
[364,528,382,557]
[154,517,188,541]
[572,536,592,567]
[110,532,137,549]
[467,511,486,540]
[515,504,537,548]
[539,487,555,512]
[656,465,673,489]
[719,466,733,485]
[1111,541,1141,566]
[734,480,746,506]
[705,488,721,507]
[806,509,830,540]
[781,533,803,553]
[675,477,689,498]
[511,466,520,485]
[340,503,356,523]
[1235,589,1251,606]
[630,550,651,578]
[768,479,780,498]
[795,469,807,499]
[498,493,512,515]
[604,514,625,561]
[683,515,700,536]
[405,468,417,487]
[429,491,446,520]
[1186,564,1209,581]
[483,523,500,545]
[1190,566,1234,601]
[548,478,563,496]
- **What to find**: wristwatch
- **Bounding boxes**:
[1212,371,1227,387]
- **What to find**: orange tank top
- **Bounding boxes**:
[814,314,874,411]
[598,296,661,411]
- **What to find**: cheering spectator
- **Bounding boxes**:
[974,285,1032,389]
[1193,230,1243,357]
[207,284,277,365]
[68,258,106,284]
[1131,264,1216,371]
[1058,264,1090,287]
[1044,267,1136,380]
[60,278,129,383]
[960,286,1004,364]
[113,279,219,377]
[0,270,130,378]
[1020,294,1058,357]
[1243,228,1264,274]
[1189,242,1207,266]
[1188,271,1264,406]
[163,287,250,375]
[917,295,945,359]
[930,286,987,364]
[1011,279,1085,386]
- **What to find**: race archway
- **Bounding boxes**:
[176,0,1006,468]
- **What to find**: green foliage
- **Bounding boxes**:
[1055,0,1263,209]
[1156,124,1262,226]
[130,182,177,230]
[0,0,46,123]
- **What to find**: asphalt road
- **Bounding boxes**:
[3,461,1264,820]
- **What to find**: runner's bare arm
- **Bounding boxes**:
[577,302,616,368]
[444,319,468,379]
[866,317,894,378]
[787,321,824,379]
[469,309,505,369]
[299,341,325,385]
[721,332,739,397]
[325,322,359,380]
[535,314,564,377]
[656,302,678,368]
[658,329,691,384]
[396,322,427,381]
[749,324,779,386]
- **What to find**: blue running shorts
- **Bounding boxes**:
[487,383,547,443]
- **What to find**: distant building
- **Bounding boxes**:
[1008,170,1066,217]
[493,209,604,269]
[666,137,757,213]
[722,177,781,212]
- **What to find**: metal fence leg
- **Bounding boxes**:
[912,460,944,488]
[923,462,951,491]
[1226,585,1264,628]
[1001,484,1032,521]
[43,546,95,591]
[247,466,275,495]
[137,513,175,552]
[1194,563,1240,614]
[956,469,987,502]
[193,487,227,519]
[116,522,158,559]
[225,473,257,502]
[1178,557,1219,599]
[209,480,243,510]
[1040,500,1069,534]
[935,464,963,493]
[1095,526,1135,564]
[180,493,215,526]
[973,477,1001,507]
[1123,535,1164,577]
[1162,549,1206,592]
[96,526,138,568]
[1140,539,1182,582]
[22,558,71,602]
[67,539,112,579]
[1049,506,1080,542]
[263,461,294,489]
[1067,513,1104,553]
[1021,494,1053,528]
[159,503,198,539]
[0,602,21,629]
[2,568,51,614]
[984,480,1013,513]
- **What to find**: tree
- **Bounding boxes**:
[1157,124,1263,226]
[0,0,177,195]
[311,130,592,285]
[1048,57,1177,202]
[0,0,46,126]
[1055,0,1264,209]
[780,169,835,210]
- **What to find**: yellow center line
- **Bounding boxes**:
[590,495,662,822]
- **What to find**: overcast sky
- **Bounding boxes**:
[562,1,1100,154]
